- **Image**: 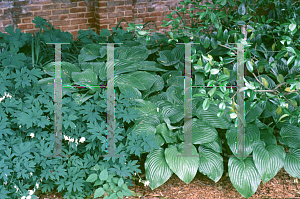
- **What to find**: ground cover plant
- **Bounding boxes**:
[0,0,299,198]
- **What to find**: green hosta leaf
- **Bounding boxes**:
[228,157,261,198]
[260,129,277,146]
[72,69,98,86]
[99,169,108,181]
[284,148,300,178]
[72,92,93,106]
[145,148,173,190]
[201,136,223,153]
[196,103,230,129]
[191,118,218,144]
[278,125,300,149]
[94,187,105,198]
[86,173,98,183]
[115,45,150,62]
[165,143,199,184]
[226,125,260,161]
[253,141,286,184]
[198,145,223,182]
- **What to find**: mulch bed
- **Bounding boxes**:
[35,167,299,199]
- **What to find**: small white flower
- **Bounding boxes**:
[36,182,39,189]
[144,180,150,186]
[30,133,34,138]
[69,138,74,143]
[5,173,7,177]
[30,172,33,176]
[40,178,43,182]
[134,172,136,176]
[79,137,85,143]
[21,196,26,199]
[4,181,7,185]
[28,189,34,195]
[64,135,69,141]
[75,139,78,144]
[157,107,159,112]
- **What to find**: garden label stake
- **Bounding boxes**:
[45,42,70,158]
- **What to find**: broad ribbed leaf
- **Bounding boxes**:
[201,136,223,153]
[166,86,184,105]
[78,44,101,63]
[157,50,180,66]
[228,157,261,198]
[145,148,173,190]
[245,101,264,123]
[196,103,230,129]
[118,84,142,99]
[72,92,93,105]
[115,74,147,90]
[253,141,286,184]
[165,143,199,184]
[191,118,218,144]
[72,69,98,85]
[134,99,160,117]
[284,148,300,178]
[278,125,300,149]
[198,145,223,182]
[114,45,149,62]
[226,124,260,161]
[167,76,184,88]
[260,129,277,146]
[131,71,157,90]
[143,75,164,98]
[43,61,80,84]
[156,123,176,144]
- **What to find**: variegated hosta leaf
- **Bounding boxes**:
[190,118,218,145]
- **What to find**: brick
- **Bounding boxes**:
[100,18,116,24]
[99,7,115,13]
[108,12,124,18]
[19,12,33,18]
[132,8,137,13]
[49,15,59,20]
[70,18,87,25]
[18,23,33,29]
[27,5,42,11]
[135,3,149,9]
[85,12,94,18]
[150,11,163,17]
[43,4,60,10]
[34,11,51,16]
[99,13,107,18]
[0,10,2,14]
[116,5,132,12]
[135,13,149,18]
[137,8,146,13]
[22,18,32,23]
[69,13,76,18]
[88,18,96,23]
[125,10,133,16]
[52,9,69,15]
[144,17,157,23]
[79,24,90,29]
[59,14,69,20]
[132,18,143,23]
[31,0,52,4]
[117,16,132,22]
[69,30,79,39]
[53,20,70,26]
[77,1,87,6]
[99,2,106,7]
[61,25,78,31]
[70,7,87,13]
[77,13,85,18]
[61,2,77,8]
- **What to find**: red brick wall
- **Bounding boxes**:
[0,0,212,40]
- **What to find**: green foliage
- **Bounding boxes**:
[1,4,300,198]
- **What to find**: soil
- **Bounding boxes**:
[35,167,300,199]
